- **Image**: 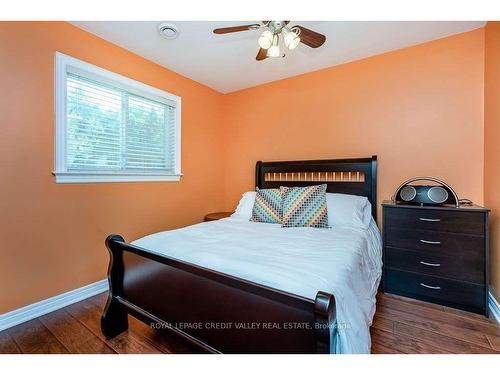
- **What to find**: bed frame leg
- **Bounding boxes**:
[101,235,129,339]
[314,291,336,354]
[101,296,128,339]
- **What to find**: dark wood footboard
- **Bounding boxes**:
[101,234,337,353]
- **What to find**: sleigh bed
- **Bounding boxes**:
[101,156,378,353]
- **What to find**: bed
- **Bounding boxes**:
[101,156,381,353]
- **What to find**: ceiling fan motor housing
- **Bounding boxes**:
[269,21,287,30]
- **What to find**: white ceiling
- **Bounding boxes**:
[71,21,485,93]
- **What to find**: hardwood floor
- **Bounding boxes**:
[0,292,498,354]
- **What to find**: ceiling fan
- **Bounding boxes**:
[213,21,326,61]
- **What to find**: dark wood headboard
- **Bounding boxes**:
[256,156,377,220]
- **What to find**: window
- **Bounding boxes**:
[54,52,181,183]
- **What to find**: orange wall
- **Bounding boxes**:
[0,22,225,313]
[222,29,486,227]
[485,21,500,301]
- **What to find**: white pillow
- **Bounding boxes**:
[231,191,256,220]
[326,193,372,229]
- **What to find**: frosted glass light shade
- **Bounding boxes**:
[258,30,273,49]
[267,45,280,57]
[283,28,300,50]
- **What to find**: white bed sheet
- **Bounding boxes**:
[132,217,383,354]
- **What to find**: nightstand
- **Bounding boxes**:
[204,212,234,222]
[382,201,490,316]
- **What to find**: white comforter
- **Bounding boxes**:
[132,217,383,354]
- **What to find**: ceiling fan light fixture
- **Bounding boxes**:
[283,28,300,50]
[258,30,273,49]
[212,21,326,61]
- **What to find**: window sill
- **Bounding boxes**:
[53,171,182,184]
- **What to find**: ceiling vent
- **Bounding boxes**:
[157,23,179,40]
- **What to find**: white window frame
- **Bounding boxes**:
[54,52,182,183]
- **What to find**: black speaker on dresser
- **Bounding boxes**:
[393,177,459,207]
[382,201,490,316]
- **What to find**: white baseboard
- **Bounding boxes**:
[489,291,500,324]
[0,279,108,332]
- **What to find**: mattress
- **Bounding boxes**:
[132,217,383,354]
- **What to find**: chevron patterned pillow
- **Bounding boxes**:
[250,188,283,224]
[280,184,329,228]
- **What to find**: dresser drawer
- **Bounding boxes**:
[384,207,485,235]
[384,269,485,310]
[384,247,484,283]
[385,227,485,256]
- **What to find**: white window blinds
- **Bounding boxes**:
[54,53,181,183]
[67,73,175,173]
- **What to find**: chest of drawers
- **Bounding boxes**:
[382,201,490,316]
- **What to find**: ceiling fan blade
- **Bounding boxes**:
[256,48,268,61]
[213,24,260,34]
[294,26,326,48]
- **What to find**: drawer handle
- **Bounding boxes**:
[419,261,441,267]
[420,239,441,245]
[420,283,441,290]
[419,217,441,222]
